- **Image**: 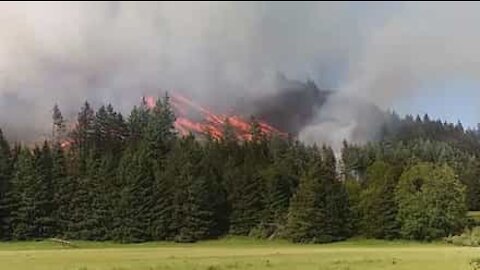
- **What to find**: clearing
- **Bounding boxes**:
[0,237,478,270]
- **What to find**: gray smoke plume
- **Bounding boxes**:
[300,2,480,149]
[0,2,367,143]
[2,2,480,148]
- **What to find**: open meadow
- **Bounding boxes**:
[0,238,478,270]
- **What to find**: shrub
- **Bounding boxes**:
[396,163,467,240]
[444,227,480,247]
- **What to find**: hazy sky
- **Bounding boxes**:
[395,80,480,128]
[341,2,480,129]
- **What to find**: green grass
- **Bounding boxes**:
[0,237,478,270]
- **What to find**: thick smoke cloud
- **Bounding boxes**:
[298,93,385,150]
[2,2,480,148]
[301,2,480,148]
[0,1,366,142]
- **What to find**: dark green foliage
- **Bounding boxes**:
[89,104,128,240]
[112,145,154,242]
[32,143,56,238]
[145,94,176,159]
[70,101,95,175]
[51,143,71,237]
[226,122,268,236]
[111,96,177,243]
[321,146,351,240]
[127,99,150,144]
[285,164,325,243]
[285,146,350,243]
[0,98,474,244]
[149,162,174,241]
[10,148,36,240]
[199,139,229,237]
[168,136,220,242]
[52,104,67,144]
[67,152,96,240]
[344,178,362,235]
[93,104,128,155]
[396,163,467,240]
[358,161,399,239]
[0,129,11,239]
[257,162,294,238]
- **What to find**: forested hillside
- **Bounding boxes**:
[0,94,477,243]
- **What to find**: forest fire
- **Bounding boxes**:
[146,93,285,140]
[57,93,287,150]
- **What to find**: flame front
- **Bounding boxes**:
[59,93,286,149]
[148,93,285,140]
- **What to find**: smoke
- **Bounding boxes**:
[298,93,385,150]
[2,2,480,147]
[243,75,330,135]
[0,2,367,142]
[344,2,480,106]
[300,2,480,148]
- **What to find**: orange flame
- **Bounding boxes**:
[59,93,286,149]
[146,93,285,140]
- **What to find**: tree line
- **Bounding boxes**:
[0,94,474,243]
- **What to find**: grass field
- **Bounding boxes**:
[0,237,478,270]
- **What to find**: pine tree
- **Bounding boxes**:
[260,137,300,238]
[70,101,95,175]
[0,129,12,239]
[66,102,99,240]
[51,143,72,237]
[172,136,226,242]
[359,161,399,239]
[89,104,128,240]
[82,154,108,240]
[226,119,269,235]
[94,104,128,155]
[258,163,292,238]
[127,98,151,144]
[285,162,325,243]
[10,148,36,240]
[200,138,229,237]
[227,153,265,235]
[112,144,154,242]
[145,94,177,161]
[32,142,56,238]
[67,151,97,240]
[52,104,66,144]
[147,95,177,240]
[321,146,350,241]
[185,172,218,241]
[285,146,349,243]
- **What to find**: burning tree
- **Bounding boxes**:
[146,93,286,141]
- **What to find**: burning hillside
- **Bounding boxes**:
[141,78,333,141]
[53,78,332,149]
[146,94,286,140]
